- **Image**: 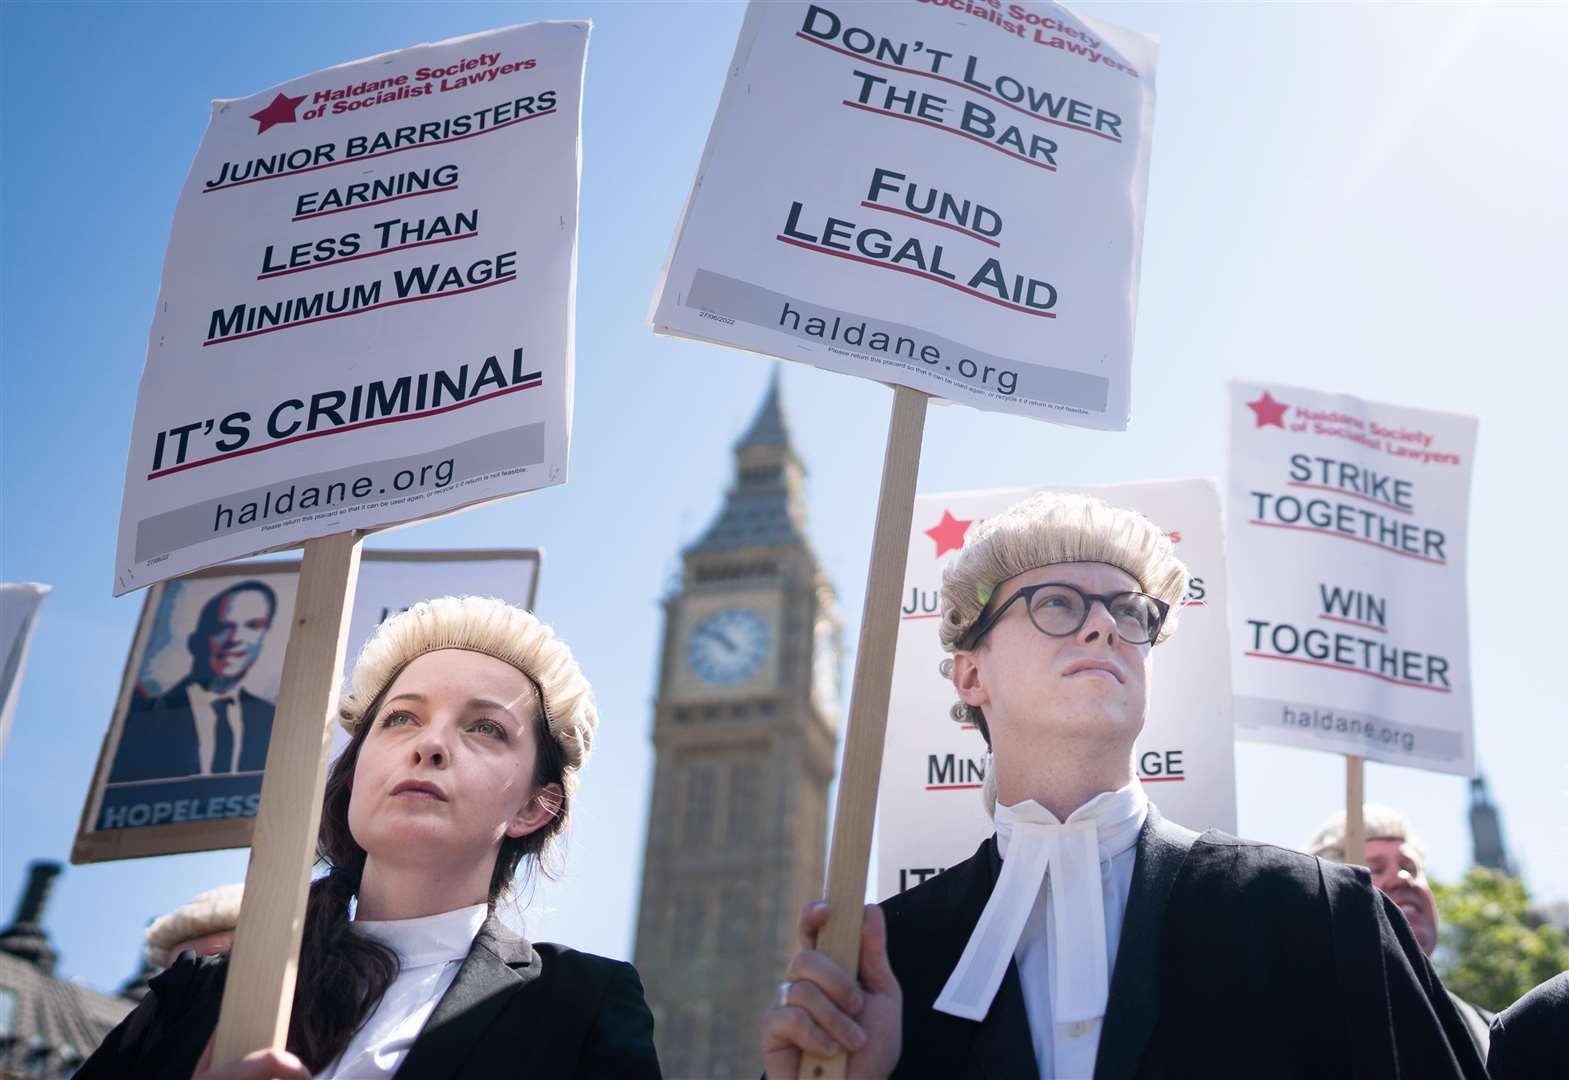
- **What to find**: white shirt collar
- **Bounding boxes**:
[183,681,247,774]
[994,779,1148,863]
[186,680,249,711]
[352,903,487,969]
[187,681,222,707]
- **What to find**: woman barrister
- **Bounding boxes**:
[81,595,662,1079]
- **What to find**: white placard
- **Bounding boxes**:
[1228,381,1478,776]
[0,583,52,754]
[651,1,1157,430]
[877,480,1237,899]
[113,23,588,596]
[343,551,540,672]
[75,549,539,862]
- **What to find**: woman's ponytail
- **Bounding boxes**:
[285,735,398,1072]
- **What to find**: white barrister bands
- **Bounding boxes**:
[934,783,1146,1023]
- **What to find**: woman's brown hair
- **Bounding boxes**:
[285,678,567,1072]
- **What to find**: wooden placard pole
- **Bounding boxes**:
[801,386,928,1080]
[1344,754,1366,868]
[211,531,364,1065]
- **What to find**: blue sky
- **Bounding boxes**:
[3,1,1565,996]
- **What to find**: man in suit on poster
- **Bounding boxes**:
[760,492,1487,1079]
[109,581,278,783]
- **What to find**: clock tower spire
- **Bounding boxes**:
[633,372,841,1077]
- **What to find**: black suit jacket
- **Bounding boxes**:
[109,681,275,782]
[79,918,661,1079]
[881,806,1488,1080]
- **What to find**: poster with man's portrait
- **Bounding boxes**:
[73,549,539,862]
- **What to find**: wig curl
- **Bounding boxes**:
[339,596,597,802]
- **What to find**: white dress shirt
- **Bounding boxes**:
[184,681,245,775]
[1013,783,1147,1079]
[935,781,1148,1080]
[319,903,488,1079]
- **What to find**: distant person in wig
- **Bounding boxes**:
[1307,803,1494,1060]
[144,883,244,968]
[761,491,1486,1079]
[85,596,661,1080]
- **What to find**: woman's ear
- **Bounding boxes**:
[506,782,564,839]
[952,650,988,709]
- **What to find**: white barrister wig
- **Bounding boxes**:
[339,596,598,800]
[145,883,244,968]
[939,491,1190,652]
[1306,804,1428,870]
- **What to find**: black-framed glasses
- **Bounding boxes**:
[963,582,1170,648]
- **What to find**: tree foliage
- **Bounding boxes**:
[1432,867,1569,1014]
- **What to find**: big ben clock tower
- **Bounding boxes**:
[634,374,841,1078]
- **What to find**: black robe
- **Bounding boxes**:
[77,917,661,1079]
[881,806,1487,1079]
[1487,970,1569,1080]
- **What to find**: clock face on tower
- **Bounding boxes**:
[688,608,771,686]
[812,621,840,715]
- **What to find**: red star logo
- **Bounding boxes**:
[925,510,972,557]
[1247,390,1289,429]
[250,92,307,135]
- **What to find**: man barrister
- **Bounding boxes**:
[761,492,1487,1079]
[109,581,278,783]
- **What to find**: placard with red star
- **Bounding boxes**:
[1227,378,1479,777]
[114,20,589,596]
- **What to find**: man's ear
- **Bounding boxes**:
[506,782,563,839]
[952,650,988,709]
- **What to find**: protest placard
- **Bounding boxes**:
[651,5,1158,1071]
[652,1,1157,430]
[109,21,587,1061]
[113,22,587,596]
[0,583,52,754]
[877,481,1236,899]
[73,550,540,864]
[1228,380,1478,778]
